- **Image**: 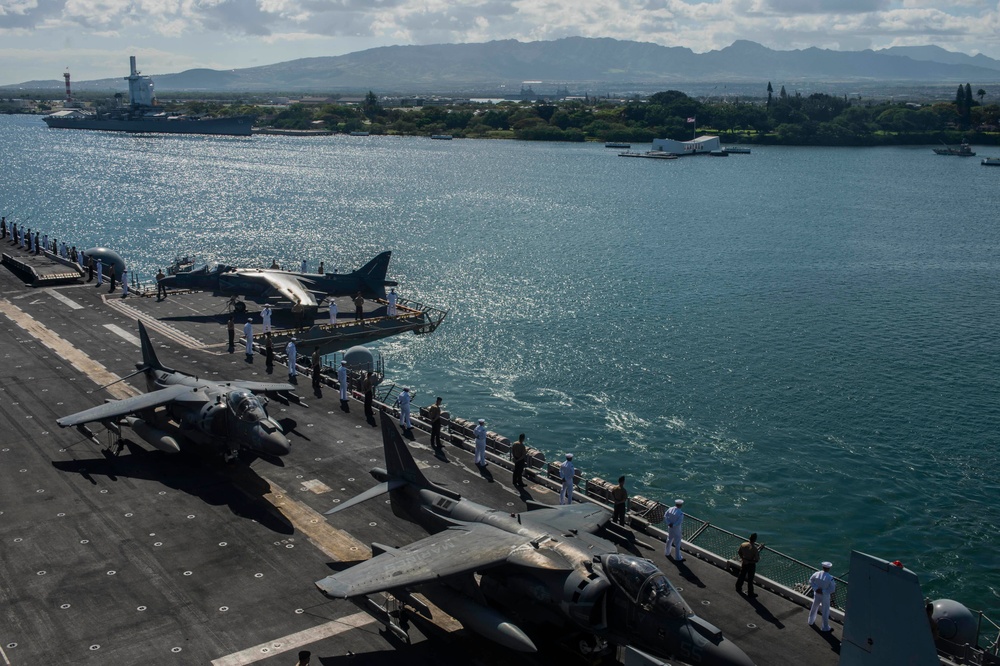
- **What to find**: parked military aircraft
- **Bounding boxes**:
[316,415,755,666]
[159,251,397,313]
[56,321,294,463]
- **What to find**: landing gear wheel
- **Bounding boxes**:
[233,300,247,314]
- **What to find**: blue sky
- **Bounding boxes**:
[1,0,997,85]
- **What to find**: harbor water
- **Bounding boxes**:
[1,115,997,614]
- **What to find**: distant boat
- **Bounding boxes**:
[724,146,751,154]
[933,140,975,156]
[709,150,729,157]
[349,131,370,136]
[605,142,631,149]
[982,157,1000,166]
[619,150,678,160]
[430,134,453,140]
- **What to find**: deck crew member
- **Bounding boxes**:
[328,301,337,326]
[156,269,167,299]
[261,305,272,333]
[664,499,685,561]
[611,476,629,525]
[121,268,128,298]
[428,397,443,451]
[34,232,40,254]
[510,433,527,486]
[736,533,763,597]
[363,371,375,421]
[243,319,254,360]
[286,337,298,380]
[0,217,5,239]
[808,562,836,632]
[387,288,397,316]
[264,333,274,369]
[313,349,324,391]
[559,453,575,504]
[108,265,117,293]
[42,233,47,254]
[473,419,488,467]
[95,259,103,286]
[354,292,365,321]
[318,261,324,274]
[86,256,95,282]
[397,387,412,431]
[337,359,349,405]
[301,259,308,273]
[270,258,280,269]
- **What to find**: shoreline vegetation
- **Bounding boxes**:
[13,85,1000,146]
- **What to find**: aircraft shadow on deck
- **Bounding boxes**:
[51,440,295,534]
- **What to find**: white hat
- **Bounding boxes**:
[675,499,684,505]
[290,337,297,342]
[478,418,485,423]
[822,561,832,569]
[566,453,573,460]
[340,360,347,365]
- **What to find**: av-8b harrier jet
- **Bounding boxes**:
[160,251,397,314]
[57,321,294,464]
[316,415,755,666]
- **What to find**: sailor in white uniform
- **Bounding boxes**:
[286,338,298,379]
[243,319,254,359]
[473,419,488,466]
[387,288,397,316]
[301,259,308,273]
[664,499,685,561]
[559,453,575,504]
[96,259,104,286]
[261,305,272,334]
[328,301,337,326]
[397,387,412,430]
[121,268,128,298]
[337,360,349,405]
[808,561,836,632]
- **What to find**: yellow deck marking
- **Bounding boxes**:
[0,299,138,401]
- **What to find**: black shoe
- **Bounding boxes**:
[748,593,758,598]
[736,587,743,594]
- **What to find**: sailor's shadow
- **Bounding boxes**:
[746,595,786,629]
[476,464,495,483]
[812,625,842,653]
[52,440,294,534]
[279,417,312,442]
[667,558,707,588]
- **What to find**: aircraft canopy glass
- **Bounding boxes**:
[227,390,267,422]
[604,554,690,619]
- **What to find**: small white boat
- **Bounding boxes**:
[982,157,1000,166]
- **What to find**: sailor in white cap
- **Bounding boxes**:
[808,561,837,632]
[664,499,685,561]
[243,318,254,360]
[286,337,298,380]
[473,418,488,466]
[261,305,272,334]
[397,387,412,431]
[337,360,349,405]
[387,288,397,316]
[559,453,575,504]
[328,301,337,326]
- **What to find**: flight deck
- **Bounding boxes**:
[0,244,841,665]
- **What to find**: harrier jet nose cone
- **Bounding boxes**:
[255,428,291,456]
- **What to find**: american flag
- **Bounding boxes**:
[686,117,696,123]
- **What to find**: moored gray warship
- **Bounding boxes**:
[42,56,254,136]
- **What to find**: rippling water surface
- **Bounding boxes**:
[3,116,998,612]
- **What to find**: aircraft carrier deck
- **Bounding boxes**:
[0,245,841,665]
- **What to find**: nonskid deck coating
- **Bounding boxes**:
[0,263,840,665]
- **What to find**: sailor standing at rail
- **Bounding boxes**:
[473,418,488,467]
[664,499,685,561]
[286,337,298,381]
[261,305,272,334]
[559,453,575,504]
[387,288,397,316]
[95,259,103,286]
[328,301,337,326]
[397,387,412,431]
[808,562,836,632]
[301,258,308,273]
[337,360,349,407]
[243,319,254,361]
[121,268,128,298]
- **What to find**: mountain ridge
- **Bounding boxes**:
[9,37,1000,94]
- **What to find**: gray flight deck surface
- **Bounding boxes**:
[0,251,840,665]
